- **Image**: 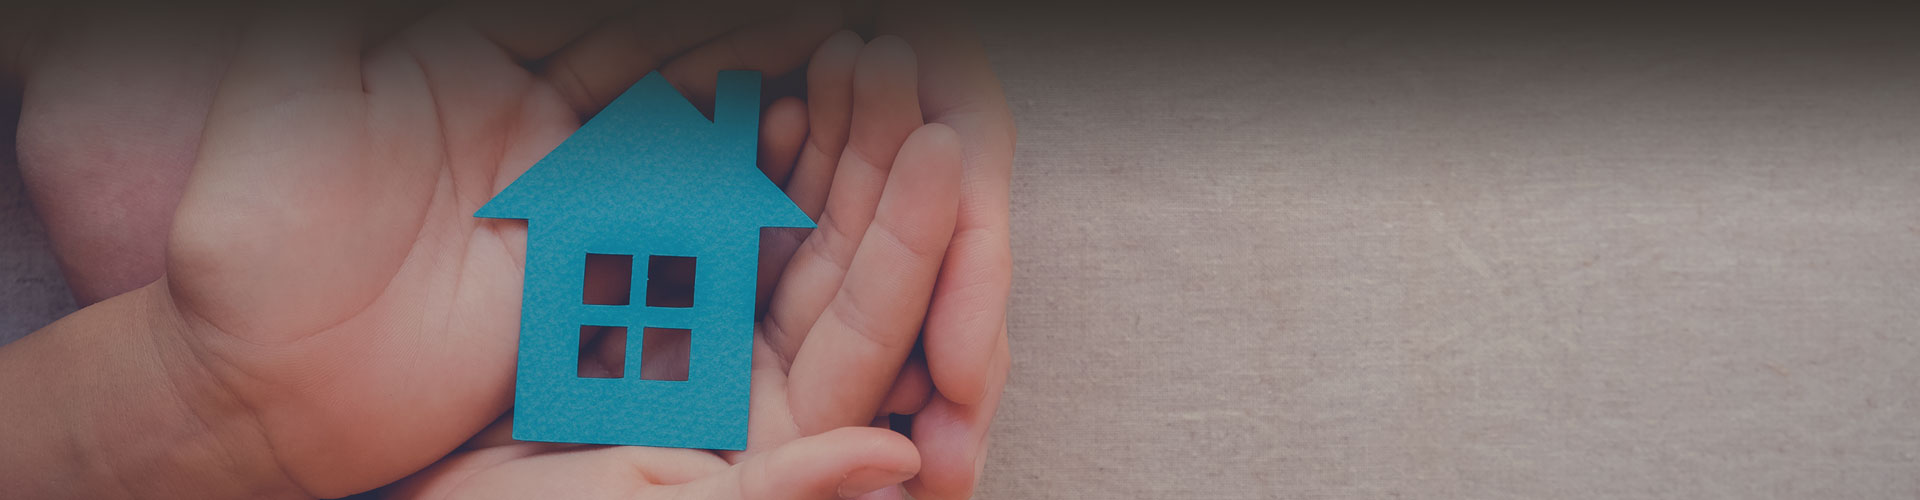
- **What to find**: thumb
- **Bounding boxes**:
[668,427,919,500]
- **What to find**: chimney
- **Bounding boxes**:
[712,71,761,157]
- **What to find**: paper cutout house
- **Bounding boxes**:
[476,70,812,450]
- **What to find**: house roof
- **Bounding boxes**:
[476,71,814,230]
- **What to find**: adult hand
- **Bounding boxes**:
[870,3,1017,498]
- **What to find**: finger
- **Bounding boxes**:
[758,96,808,187]
[667,427,918,500]
[763,35,920,363]
[561,446,725,487]
[878,353,933,416]
[878,0,1016,406]
[903,330,1008,500]
[538,0,783,116]
[851,420,911,500]
[656,0,839,112]
[784,30,862,219]
[724,336,802,465]
[752,32,861,315]
[754,97,810,309]
[392,444,726,499]
[852,485,908,500]
[787,123,959,434]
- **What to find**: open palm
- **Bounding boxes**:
[157,4,951,498]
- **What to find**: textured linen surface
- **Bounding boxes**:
[4,3,1918,498]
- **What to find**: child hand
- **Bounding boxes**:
[385,38,963,500]
[2,3,851,497]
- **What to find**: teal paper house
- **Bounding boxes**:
[476,71,812,450]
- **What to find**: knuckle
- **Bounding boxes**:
[831,288,912,352]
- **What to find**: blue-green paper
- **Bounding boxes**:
[477,71,812,450]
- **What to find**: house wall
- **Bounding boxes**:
[509,220,760,450]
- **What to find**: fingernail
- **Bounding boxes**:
[838,467,914,499]
[851,485,905,500]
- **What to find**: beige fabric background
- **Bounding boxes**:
[976,3,1918,499]
[5,3,1920,498]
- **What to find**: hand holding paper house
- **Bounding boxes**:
[477,70,812,450]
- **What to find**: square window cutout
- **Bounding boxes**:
[646,256,696,308]
[583,253,633,305]
[577,326,627,378]
[639,327,691,381]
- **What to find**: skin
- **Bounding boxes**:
[2,0,1014,498]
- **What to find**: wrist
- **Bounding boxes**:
[141,280,314,498]
[0,282,307,499]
